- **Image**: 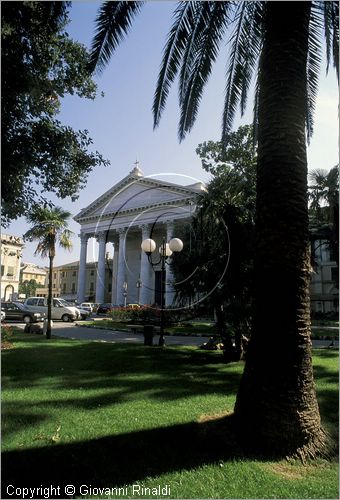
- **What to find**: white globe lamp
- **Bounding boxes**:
[141,238,156,254]
[169,238,184,253]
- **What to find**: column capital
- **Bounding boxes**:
[139,224,151,238]
[79,232,90,244]
[117,227,128,237]
[95,231,107,243]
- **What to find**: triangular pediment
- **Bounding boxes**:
[74,173,202,222]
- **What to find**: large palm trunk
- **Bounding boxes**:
[234,2,326,458]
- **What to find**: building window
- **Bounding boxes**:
[72,271,76,277]
[90,270,94,276]
[1,265,4,277]
[54,273,57,279]
[63,283,66,292]
[90,282,94,291]
[7,266,14,276]
[71,283,76,293]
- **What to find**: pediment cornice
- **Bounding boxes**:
[74,172,202,223]
[75,197,195,224]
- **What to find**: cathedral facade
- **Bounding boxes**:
[74,164,205,306]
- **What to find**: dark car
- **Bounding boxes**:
[97,303,118,315]
[1,302,45,323]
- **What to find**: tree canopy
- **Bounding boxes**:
[2,1,110,225]
[309,165,339,269]
[173,126,256,359]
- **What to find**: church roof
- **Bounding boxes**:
[74,164,206,224]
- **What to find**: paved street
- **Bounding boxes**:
[10,320,205,346]
[9,320,339,349]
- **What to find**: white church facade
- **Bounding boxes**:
[74,164,206,306]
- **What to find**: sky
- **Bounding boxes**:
[5,1,339,267]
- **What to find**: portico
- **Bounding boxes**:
[74,164,205,306]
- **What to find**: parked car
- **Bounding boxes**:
[1,310,6,322]
[97,303,118,314]
[77,307,90,320]
[127,303,141,309]
[1,302,45,323]
[80,302,94,313]
[23,297,80,322]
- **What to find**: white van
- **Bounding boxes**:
[24,297,80,322]
[80,302,94,313]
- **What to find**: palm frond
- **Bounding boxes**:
[221,1,264,143]
[153,1,200,129]
[321,0,339,79]
[252,62,261,148]
[24,207,72,259]
[89,1,143,74]
[59,230,74,251]
[178,2,216,105]
[306,5,323,143]
[178,1,230,141]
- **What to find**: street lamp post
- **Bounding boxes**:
[136,279,142,304]
[141,236,183,346]
[123,281,128,308]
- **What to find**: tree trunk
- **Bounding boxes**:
[47,254,54,339]
[234,322,243,361]
[215,305,234,361]
[234,2,326,458]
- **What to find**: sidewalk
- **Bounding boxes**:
[52,323,205,346]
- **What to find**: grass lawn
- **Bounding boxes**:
[2,331,338,499]
[311,328,339,340]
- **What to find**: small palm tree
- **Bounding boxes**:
[24,207,73,339]
[309,166,339,267]
[309,166,339,220]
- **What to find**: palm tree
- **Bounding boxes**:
[24,207,73,339]
[89,1,338,457]
[309,166,339,270]
[309,166,339,228]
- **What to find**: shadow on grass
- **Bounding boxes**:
[2,337,338,499]
[2,340,242,408]
[2,416,240,499]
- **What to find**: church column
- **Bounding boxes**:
[77,233,89,304]
[139,224,153,305]
[116,228,127,305]
[165,221,175,307]
[95,231,107,304]
[111,241,116,303]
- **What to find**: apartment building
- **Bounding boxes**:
[310,239,338,314]
[1,234,24,301]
